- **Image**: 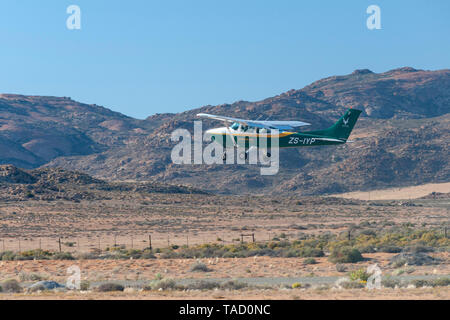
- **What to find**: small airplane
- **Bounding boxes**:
[197,108,362,160]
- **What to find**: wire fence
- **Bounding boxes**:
[0,232,274,254]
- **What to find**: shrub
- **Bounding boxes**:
[303,258,317,265]
[220,281,248,290]
[410,278,450,288]
[186,281,221,290]
[1,279,22,293]
[292,282,302,289]
[18,272,47,282]
[377,245,402,253]
[382,277,401,288]
[96,283,124,292]
[52,252,75,260]
[148,279,178,291]
[432,278,450,287]
[340,281,365,289]
[328,247,363,263]
[410,280,430,288]
[189,261,211,272]
[0,251,16,261]
[80,280,90,291]
[349,268,370,282]
[335,264,347,272]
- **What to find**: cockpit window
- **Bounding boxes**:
[231,122,239,130]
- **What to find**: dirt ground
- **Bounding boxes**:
[0,193,448,300]
[332,182,450,200]
[1,287,449,300]
[0,194,448,252]
[0,254,448,282]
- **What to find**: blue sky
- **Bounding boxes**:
[0,0,449,119]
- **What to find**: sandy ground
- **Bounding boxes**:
[0,194,448,300]
[0,254,448,282]
[331,182,450,200]
[1,287,449,300]
[0,194,448,253]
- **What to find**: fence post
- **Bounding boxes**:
[58,238,62,253]
[149,234,152,250]
[252,233,255,243]
[240,234,243,244]
[131,236,134,249]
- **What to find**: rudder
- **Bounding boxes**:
[323,109,362,140]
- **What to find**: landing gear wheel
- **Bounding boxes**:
[261,151,272,163]
[222,151,227,161]
[238,151,248,160]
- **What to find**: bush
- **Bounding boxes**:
[410,278,450,288]
[292,282,302,289]
[186,281,221,291]
[18,272,47,282]
[303,258,317,265]
[0,251,16,261]
[349,268,370,282]
[335,264,347,272]
[189,261,211,272]
[1,279,22,293]
[96,283,124,292]
[52,252,75,260]
[148,279,178,291]
[410,280,430,288]
[220,281,248,290]
[378,245,402,253]
[328,247,363,263]
[382,277,401,288]
[340,281,365,289]
[80,280,90,291]
[432,278,450,287]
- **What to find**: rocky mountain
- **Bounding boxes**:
[1,67,449,195]
[0,164,206,201]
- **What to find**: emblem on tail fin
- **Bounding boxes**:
[342,111,351,126]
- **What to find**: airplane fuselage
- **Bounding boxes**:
[206,127,346,149]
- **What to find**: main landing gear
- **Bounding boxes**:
[222,150,271,161]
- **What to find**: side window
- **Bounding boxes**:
[231,122,239,130]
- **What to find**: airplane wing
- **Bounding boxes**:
[197,113,310,131]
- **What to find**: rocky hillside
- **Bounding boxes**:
[0,165,206,201]
[1,67,449,195]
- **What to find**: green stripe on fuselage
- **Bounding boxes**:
[210,132,345,149]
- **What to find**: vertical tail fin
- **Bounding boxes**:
[321,109,362,140]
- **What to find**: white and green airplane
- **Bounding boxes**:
[198,108,362,160]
